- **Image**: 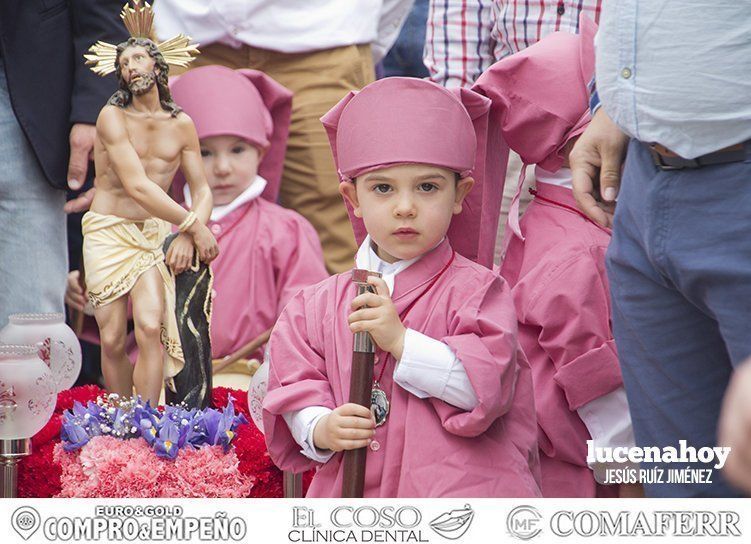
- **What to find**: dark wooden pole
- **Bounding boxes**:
[283,471,304,498]
[341,269,379,498]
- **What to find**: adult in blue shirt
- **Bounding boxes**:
[571,1,751,497]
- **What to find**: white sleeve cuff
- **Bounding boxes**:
[282,406,335,463]
[394,328,478,411]
[577,387,637,484]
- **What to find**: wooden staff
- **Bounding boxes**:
[212,327,273,375]
[341,269,379,498]
[283,472,303,498]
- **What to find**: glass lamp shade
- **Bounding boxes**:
[0,345,57,440]
[247,361,269,433]
[0,313,82,391]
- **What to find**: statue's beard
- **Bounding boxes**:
[128,71,156,95]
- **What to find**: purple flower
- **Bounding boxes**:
[200,409,222,447]
[138,417,158,445]
[222,398,248,433]
[153,420,180,460]
[176,419,191,449]
[71,401,89,420]
[184,412,207,447]
[64,401,101,437]
[110,407,136,438]
[134,404,160,444]
[60,421,90,452]
[218,408,238,451]
[196,399,247,452]
[60,394,248,459]
[161,405,197,449]
[133,403,159,421]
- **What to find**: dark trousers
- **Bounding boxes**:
[607,140,751,497]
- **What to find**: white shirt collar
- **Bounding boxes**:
[183,175,267,222]
[534,165,573,189]
[354,235,427,295]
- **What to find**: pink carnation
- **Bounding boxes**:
[55,436,253,498]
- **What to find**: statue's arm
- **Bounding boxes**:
[97,106,191,226]
[178,114,213,225]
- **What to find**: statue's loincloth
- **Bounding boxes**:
[81,211,184,382]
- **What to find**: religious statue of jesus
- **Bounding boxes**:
[81,1,218,405]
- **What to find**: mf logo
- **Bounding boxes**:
[506,505,543,540]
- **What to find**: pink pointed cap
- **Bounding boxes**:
[321,77,477,182]
[170,66,293,201]
[472,14,598,172]
[321,77,506,268]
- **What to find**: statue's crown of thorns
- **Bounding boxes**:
[84,0,199,77]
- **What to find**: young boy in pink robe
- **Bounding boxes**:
[473,18,640,498]
[65,67,329,390]
[262,77,541,497]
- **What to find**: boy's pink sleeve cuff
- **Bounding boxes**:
[553,340,623,410]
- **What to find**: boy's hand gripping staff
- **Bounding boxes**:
[342,269,381,498]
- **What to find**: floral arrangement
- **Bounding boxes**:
[60,392,247,459]
[17,386,312,498]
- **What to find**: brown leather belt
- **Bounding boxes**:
[649,141,749,170]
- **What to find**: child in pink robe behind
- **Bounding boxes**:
[168,66,329,385]
[262,77,541,497]
[474,17,640,498]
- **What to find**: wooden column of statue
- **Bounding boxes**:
[163,234,213,409]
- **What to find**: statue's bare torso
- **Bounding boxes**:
[91,105,189,221]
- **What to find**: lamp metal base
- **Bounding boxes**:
[1,438,31,498]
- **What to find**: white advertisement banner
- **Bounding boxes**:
[0,498,746,544]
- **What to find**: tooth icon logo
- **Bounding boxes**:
[11,506,41,541]
[429,504,475,540]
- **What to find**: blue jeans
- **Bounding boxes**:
[0,57,67,327]
[607,140,751,497]
[382,0,429,78]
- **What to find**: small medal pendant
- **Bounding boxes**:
[370,383,389,427]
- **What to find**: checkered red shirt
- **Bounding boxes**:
[425,0,602,88]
